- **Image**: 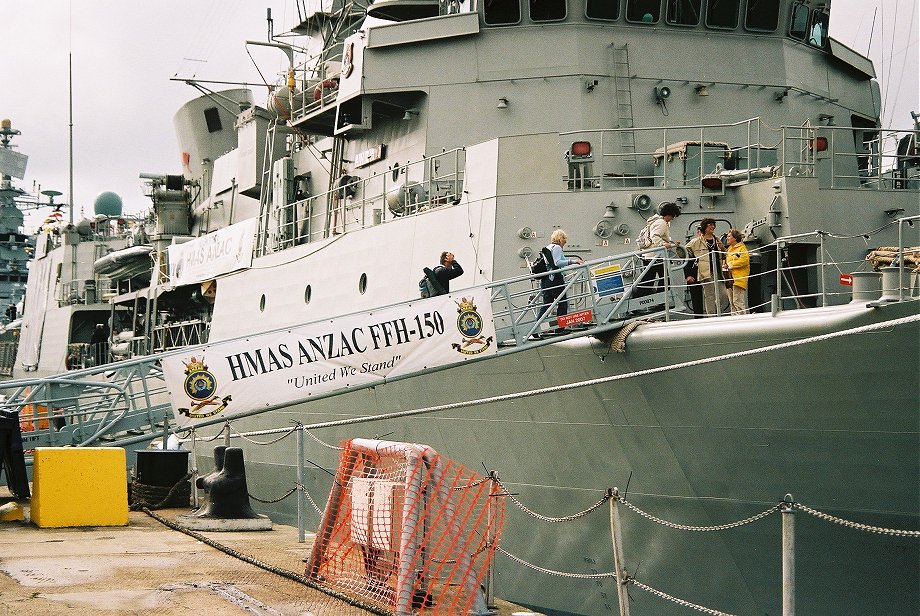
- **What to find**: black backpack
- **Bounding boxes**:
[530,246,555,275]
[419,267,447,298]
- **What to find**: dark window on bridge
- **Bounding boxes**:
[203,107,222,133]
[745,0,779,31]
[531,0,566,21]
[705,0,738,29]
[667,0,701,26]
[789,2,809,40]
[484,0,521,25]
[807,10,828,47]
[626,0,661,23]
[586,0,620,21]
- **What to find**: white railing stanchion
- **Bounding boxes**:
[781,495,796,616]
[609,488,631,616]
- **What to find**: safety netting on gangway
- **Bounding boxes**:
[305,438,504,614]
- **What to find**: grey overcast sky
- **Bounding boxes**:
[1,0,917,230]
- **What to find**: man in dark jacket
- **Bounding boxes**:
[433,251,464,294]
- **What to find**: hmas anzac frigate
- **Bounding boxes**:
[8,0,920,614]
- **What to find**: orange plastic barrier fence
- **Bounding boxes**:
[306,438,504,614]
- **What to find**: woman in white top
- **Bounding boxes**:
[538,229,584,324]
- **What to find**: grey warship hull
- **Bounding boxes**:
[230,300,918,615]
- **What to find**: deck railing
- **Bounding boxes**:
[561,118,920,191]
[257,147,465,255]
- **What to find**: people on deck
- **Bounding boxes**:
[685,218,728,315]
[538,229,584,324]
[432,251,463,294]
[725,229,751,314]
[636,202,681,298]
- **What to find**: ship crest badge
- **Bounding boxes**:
[452,297,492,356]
[178,356,232,419]
[342,41,354,78]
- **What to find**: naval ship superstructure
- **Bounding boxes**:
[9,0,920,614]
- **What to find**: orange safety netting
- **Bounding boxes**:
[306,438,504,614]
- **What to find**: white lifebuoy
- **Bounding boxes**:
[313,79,338,102]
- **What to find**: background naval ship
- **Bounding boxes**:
[6,0,919,614]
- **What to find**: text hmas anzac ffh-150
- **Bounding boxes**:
[162,292,496,427]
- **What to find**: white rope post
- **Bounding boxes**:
[223,420,231,447]
[609,489,631,616]
[485,471,498,610]
[296,426,306,543]
[781,494,795,616]
[190,427,199,508]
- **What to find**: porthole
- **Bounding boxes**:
[359,273,367,294]
[259,294,266,312]
[304,285,312,304]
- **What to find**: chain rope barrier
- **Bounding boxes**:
[296,482,326,515]
[618,496,781,531]
[495,546,614,579]
[627,578,736,616]
[230,423,299,446]
[493,477,611,522]
[248,486,298,504]
[793,502,920,537]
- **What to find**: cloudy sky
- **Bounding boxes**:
[1,0,917,230]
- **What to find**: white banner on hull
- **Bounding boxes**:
[162,291,497,428]
[167,218,258,287]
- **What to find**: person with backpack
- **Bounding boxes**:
[634,201,681,298]
[537,229,584,328]
[433,251,463,293]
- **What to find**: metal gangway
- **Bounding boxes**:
[3,246,688,459]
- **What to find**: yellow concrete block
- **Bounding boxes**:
[31,447,128,528]
[0,502,24,521]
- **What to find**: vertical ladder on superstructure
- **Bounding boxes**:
[256,121,282,254]
[324,138,347,237]
[611,44,638,183]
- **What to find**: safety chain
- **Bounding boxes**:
[295,482,326,515]
[300,426,343,451]
[618,494,781,532]
[495,546,613,579]
[248,487,298,504]
[794,502,920,538]
[626,578,736,616]
[493,476,611,522]
[231,424,299,446]
[452,476,490,491]
[142,508,391,616]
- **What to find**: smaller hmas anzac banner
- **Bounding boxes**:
[167,218,258,287]
[162,291,496,428]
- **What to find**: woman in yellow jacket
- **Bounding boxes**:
[725,229,750,314]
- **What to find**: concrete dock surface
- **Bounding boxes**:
[0,504,540,615]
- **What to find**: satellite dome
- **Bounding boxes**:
[93,191,123,217]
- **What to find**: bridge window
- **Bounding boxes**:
[626,0,661,23]
[807,10,828,48]
[531,0,566,21]
[203,107,222,134]
[745,0,779,31]
[484,0,521,25]
[789,2,808,40]
[667,0,701,26]
[705,0,738,29]
[586,0,620,21]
